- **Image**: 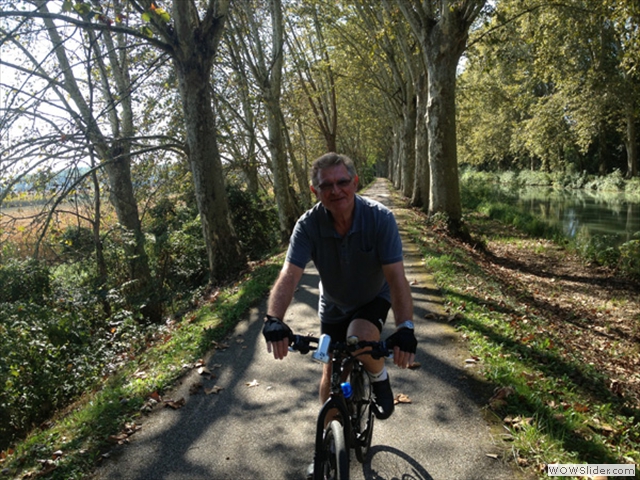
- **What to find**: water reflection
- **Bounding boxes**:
[515,187,640,246]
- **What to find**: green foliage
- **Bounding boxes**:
[517,170,552,186]
[618,239,640,280]
[0,301,104,449]
[59,226,95,261]
[574,232,640,281]
[147,200,209,297]
[625,177,640,197]
[573,231,621,266]
[0,258,281,479]
[459,0,636,177]
[0,259,51,303]
[225,183,280,261]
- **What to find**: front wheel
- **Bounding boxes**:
[350,366,374,463]
[315,420,349,480]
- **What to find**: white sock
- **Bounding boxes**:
[368,367,388,383]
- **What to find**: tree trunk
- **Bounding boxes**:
[167,0,244,284]
[175,58,243,283]
[265,96,300,239]
[412,72,429,209]
[395,0,485,235]
[400,87,416,198]
[425,39,462,225]
[625,102,638,177]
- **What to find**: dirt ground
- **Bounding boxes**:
[468,217,640,409]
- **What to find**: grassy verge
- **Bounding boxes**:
[388,190,640,479]
[0,258,282,480]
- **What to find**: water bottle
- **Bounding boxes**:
[340,381,353,399]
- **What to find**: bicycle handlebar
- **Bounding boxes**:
[288,334,393,360]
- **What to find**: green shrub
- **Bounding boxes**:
[600,169,626,192]
[618,239,640,280]
[0,259,51,303]
[59,226,95,261]
[498,170,520,186]
[518,170,552,186]
[625,177,640,198]
[226,184,280,261]
[573,230,621,267]
[0,301,105,449]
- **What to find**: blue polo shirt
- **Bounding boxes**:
[286,194,403,323]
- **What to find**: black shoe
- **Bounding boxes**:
[371,377,394,419]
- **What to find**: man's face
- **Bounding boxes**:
[311,164,359,217]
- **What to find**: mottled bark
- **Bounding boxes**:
[169,0,244,283]
[412,72,429,209]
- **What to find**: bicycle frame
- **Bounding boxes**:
[290,334,391,479]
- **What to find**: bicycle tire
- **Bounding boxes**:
[350,364,374,463]
[315,420,349,480]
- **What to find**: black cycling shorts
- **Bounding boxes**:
[321,296,391,342]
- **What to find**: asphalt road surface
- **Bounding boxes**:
[93,179,528,480]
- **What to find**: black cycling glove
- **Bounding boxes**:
[386,327,417,354]
[262,315,293,344]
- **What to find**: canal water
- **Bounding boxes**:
[514,187,640,247]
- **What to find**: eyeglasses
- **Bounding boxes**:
[316,178,353,193]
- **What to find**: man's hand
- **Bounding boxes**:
[386,327,417,368]
[262,315,293,360]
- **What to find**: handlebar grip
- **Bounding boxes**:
[289,334,311,354]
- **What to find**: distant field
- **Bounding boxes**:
[1,201,114,261]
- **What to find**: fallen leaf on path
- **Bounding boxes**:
[205,385,224,395]
[197,366,212,376]
[246,379,260,387]
[485,453,499,459]
[212,341,229,350]
[408,362,421,369]
[164,397,186,409]
[107,433,129,445]
[394,393,412,404]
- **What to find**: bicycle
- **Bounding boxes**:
[289,333,393,480]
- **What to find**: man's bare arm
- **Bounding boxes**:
[383,261,415,368]
[265,261,304,359]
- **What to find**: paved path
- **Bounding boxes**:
[93,179,526,480]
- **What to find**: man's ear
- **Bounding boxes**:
[310,184,317,195]
[354,175,359,188]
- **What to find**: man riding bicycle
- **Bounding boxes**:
[262,152,417,424]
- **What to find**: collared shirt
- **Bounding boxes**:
[286,195,403,323]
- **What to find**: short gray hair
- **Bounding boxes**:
[311,153,357,187]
